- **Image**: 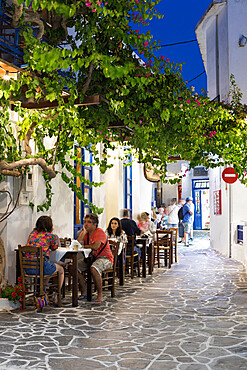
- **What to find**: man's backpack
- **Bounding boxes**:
[178,206,184,221]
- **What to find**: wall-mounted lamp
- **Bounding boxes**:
[3,71,10,80]
[239,34,247,47]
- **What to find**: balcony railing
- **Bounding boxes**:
[0,0,24,67]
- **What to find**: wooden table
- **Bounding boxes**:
[50,248,81,307]
[136,237,154,277]
[118,247,125,285]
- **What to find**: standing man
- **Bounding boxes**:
[178,199,185,243]
[166,198,179,229]
[76,213,113,304]
[182,197,194,247]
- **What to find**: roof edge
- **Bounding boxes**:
[195,0,227,31]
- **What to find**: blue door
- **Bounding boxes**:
[192,179,210,230]
[74,147,93,238]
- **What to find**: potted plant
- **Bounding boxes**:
[0,277,25,311]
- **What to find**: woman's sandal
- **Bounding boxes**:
[78,294,87,300]
[91,299,104,305]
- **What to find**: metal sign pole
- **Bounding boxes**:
[229,183,232,258]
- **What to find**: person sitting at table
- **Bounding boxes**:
[105,217,128,266]
[105,217,128,243]
[72,213,113,304]
[137,212,155,237]
[26,216,64,306]
[120,209,141,257]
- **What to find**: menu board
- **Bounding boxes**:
[213,190,222,215]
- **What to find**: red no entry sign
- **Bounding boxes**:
[222,167,238,184]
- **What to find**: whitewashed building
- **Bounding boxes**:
[196,0,247,267]
[0,137,153,284]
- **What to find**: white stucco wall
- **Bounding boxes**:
[228,0,247,102]
[209,165,247,268]
[209,167,229,256]
[197,0,247,269]
[132,161,153,223]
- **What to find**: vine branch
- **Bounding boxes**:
[82,61,94,95]
[25,121,37,155]
[0,159,56,178]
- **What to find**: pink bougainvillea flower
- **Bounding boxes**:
[139,120,142,123]
[135,0,139,3]
[161,55,165,60]
[143,41,148,47]
[167,58,170,62]
[186,99,190,104]
[92,9,96,12]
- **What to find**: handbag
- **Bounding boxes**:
[33,249,49,309]
[34,294,49,309]
[84,234,108,266]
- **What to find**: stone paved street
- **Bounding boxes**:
[1,231,247,369]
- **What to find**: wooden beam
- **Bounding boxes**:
[168,155,181,161]
[18,94,101,109]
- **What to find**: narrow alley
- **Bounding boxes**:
[1,231,247,369]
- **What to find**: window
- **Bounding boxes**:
[74,147,93,238]
[237,225,243,244]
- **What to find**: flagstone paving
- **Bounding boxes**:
[1,231,247,369]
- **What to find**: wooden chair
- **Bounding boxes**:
[59,238,72,297]
[18,245,62,309]
[101,240,119,298]
[125,235,140,279]
[155,230,173,268]
[169,227,178,263]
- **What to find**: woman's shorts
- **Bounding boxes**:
[25,258,57,275]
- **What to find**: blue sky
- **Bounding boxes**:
[142,0,211,94]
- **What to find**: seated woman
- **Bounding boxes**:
[137,212,156,236]
[105,217,128,243]
[26,216,64,305]
[105,217,128,263]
